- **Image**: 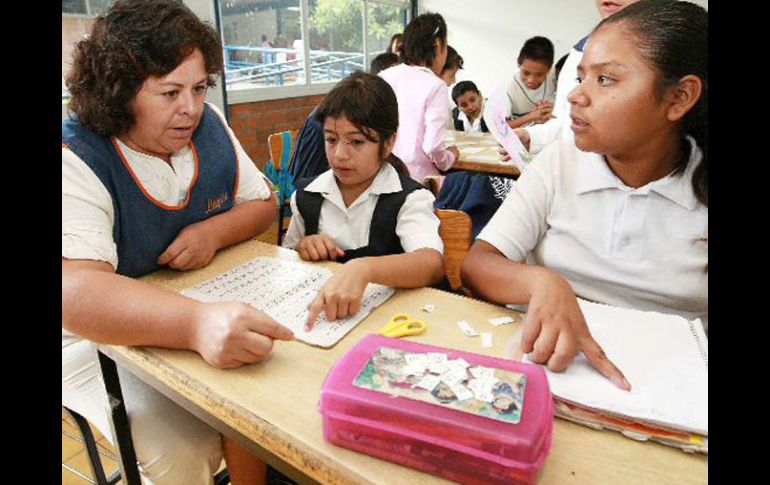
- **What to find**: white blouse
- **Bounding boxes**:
[478,138,708,326]
[282,163,443,255]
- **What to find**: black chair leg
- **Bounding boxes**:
[277,201,286,246]
[214,468,230,485]
[64,407,122,485]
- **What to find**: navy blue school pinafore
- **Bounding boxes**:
[62,104,238,277]
[295,169,425,263]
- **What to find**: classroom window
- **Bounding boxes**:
[364,0,409,68]
[217,0,411,104]
[220,0,304,90]
[307,0,364,83]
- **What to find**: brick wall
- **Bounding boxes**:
[229,94,326,171]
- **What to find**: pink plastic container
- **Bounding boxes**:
[319,334,553,484]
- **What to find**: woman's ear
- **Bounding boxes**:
[666,75,703,122]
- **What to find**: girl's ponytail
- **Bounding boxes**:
[685,96,708,207]
[386,154,410,178]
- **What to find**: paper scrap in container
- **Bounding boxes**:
[354,346,527,424]
[181,257,394,348]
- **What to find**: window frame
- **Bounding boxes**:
[213,0,414,105]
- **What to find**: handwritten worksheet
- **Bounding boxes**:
[181,257,395,348]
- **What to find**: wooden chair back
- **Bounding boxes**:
[267,130,299,174]
[435,209,473,291]
[267,130,299,245]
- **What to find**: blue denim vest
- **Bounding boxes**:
[62,104,237,277]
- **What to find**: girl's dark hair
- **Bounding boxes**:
[553,54,569,82]
[597,0,708,207]
[451,80,480,104]
[386,33,403,55]
[401,13,448,68]
[370,52,400,75]
[442,45,464,74]
[517,36,555,67]
[315,71,408,176]
[65,0,224,137]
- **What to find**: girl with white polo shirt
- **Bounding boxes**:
[282,72,445,329]
[462,0,707,390]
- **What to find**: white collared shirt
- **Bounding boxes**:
[282,163,443,255]
[62,102,272,270]
[478,138,708,326]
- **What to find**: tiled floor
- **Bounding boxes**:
[61,221,284,484]
[62,409,120,485]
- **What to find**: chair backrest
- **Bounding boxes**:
[266,130,299,205]
[435,209,473,291]
[267,130,299,174]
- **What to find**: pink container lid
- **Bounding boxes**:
[320,334,553,471]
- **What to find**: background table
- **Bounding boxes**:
[445,130,521,177]
[100,240,707,485]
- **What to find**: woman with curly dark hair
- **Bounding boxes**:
[62,1,293,483]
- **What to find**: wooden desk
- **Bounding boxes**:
[99,240,707,485]
[445,130,521,177]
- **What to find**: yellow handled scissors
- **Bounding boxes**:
[378,313,427,338]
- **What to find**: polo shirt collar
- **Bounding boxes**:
[575,137,703,211]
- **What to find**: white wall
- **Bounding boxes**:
[420,0,708,101]
[185,0,226,113]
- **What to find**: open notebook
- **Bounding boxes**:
[181,257,394,348]
[524,299,708,453]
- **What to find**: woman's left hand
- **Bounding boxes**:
[157,221,219,270]
[305,261,370,330]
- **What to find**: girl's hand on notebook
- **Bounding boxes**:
[305,261,369,330]
[157,220,218,270]
[193,301,294,369]
[522,269,631,391]
[297,235,346,261]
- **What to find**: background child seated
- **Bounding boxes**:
[370,52,400,75]
[435,81,513,240]
[281,72,444,328]
[486,36,557,133]
[440,45,463,86]
[451,81,488,133]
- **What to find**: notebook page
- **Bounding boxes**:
[525,299,708,435]
[181,257,394,348]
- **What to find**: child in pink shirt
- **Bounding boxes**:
[378,13,459,183]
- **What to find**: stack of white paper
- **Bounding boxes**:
[525,299,708,452]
